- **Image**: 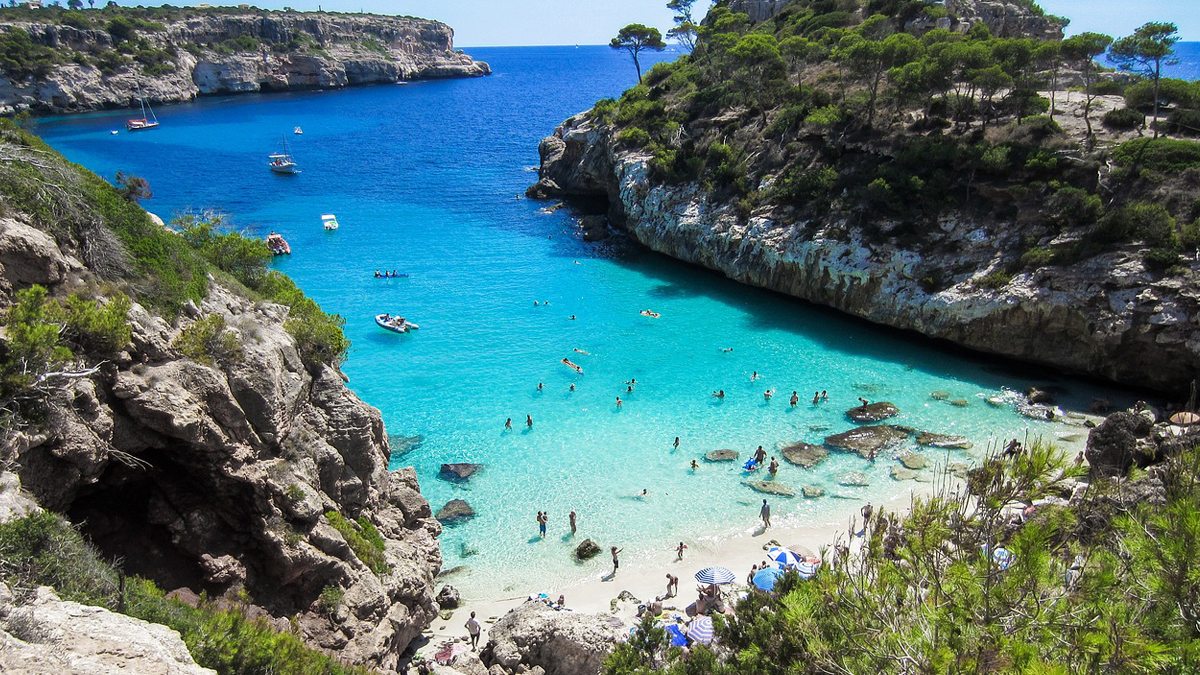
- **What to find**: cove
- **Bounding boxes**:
[34,45,1126,599]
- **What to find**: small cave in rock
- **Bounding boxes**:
[66,452,209,594]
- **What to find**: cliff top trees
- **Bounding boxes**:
[1111,22,1181,138]
[666,0,698,53]
[610,23,666,84]
[1062,32,1114,145]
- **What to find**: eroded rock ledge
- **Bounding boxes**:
[528,114,1200,393]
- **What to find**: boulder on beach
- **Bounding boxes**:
[898,452,928,470]
[705,449,739,462]
[825,425,910,458]
[574,539,602,560]
[917,432,973,450]
[436,584,461,610]
[1026,387,1055,404]
[781,441,828,469]
[802,486,825,498]
[846,401,900,423]
[839,471,870,487]
[744,481,796,497]
[439,463,482,481]
[435,498,475,524]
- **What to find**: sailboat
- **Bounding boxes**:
[268,137,300,175]
[126,92,159,132]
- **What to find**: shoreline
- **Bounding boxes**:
[417,476,937,657]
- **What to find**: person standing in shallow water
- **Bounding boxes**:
[526,414,533,429]
[673,436,680,449]
[610,546,623,576]
[790,391,799,407]
[569,510,577,535]
[504,417,512,430]
[676,541,688,560]
[760,499,771,528]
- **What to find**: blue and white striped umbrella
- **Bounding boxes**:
[686,615,715,645]
[993,547,1015,571]
[694,566,737,585]
[752,566,785,591]
[766,546,804,568]
[795,560,820,579]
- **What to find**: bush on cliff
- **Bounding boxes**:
[0,511,372,675]
[0,27,62,79]
[325,511,390,575]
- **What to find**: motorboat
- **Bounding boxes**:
[269,136,300,175]
[266,232,291,255]
[126,92,159,132]
[321,214,340,230]
[293,126,303,135]
[376,314,419,333]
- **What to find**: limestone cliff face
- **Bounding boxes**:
[0,11,490,114]
[729,0,1063,39]
[529,114,1200,393]
[0,215,442,669]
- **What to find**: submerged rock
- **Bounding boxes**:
[802,486,825,498]
[705,449,739,462]
[440,463,482,481]
[917,432,973,450]
[898,452,928,470]
[947,462,972,479]
[744,481,796,497]
[574,539,601,560]
[930,390,950,401]
[838,471,871,487]
[890,466,918,481]
[436,498,476,524]
[781,442,828,468]
[846,401,900,423]
[825,426,910,458]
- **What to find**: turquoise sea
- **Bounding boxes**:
[36,46,1135,598]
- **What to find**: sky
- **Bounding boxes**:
[135,1,1197,46]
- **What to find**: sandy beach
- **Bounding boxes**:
[417,484,923,656]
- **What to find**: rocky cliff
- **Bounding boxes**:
[0,136,442,667]
[0,9,489,114]
[529,113,1200,394]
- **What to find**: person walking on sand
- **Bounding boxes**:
[747,564,758,586]
[760,499,771,528]
[666,573,679,598]
[676,541,688,561]
[611,546,623,576]
[465,611,481,651]
[569,510,577,535]
[861,502,874,532]
[504,417,512,430]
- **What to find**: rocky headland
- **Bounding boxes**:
[529,0,1200,394]
[0,7,489,114]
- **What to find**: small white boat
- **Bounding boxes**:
[375,314,419,333]
[293,126,303,135]
[321,214,340,231]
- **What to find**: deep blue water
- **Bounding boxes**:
[35,46,1131,597]
[1103,41,1200,80]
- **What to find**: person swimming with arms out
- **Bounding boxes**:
[712,389,725,399]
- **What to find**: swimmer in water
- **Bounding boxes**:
[616,396,623,409]
[569,383,576,392]
[690,459,698,470]
[505,418,512,430]
[526,414,533,429]
[764,389,774,401]
[712,390,725,399]
[751,371,759,382]
[569,315,577,320]
[790,391,799,407]
[537,382,544,392]
[573,348,590,355]
[813,391,820,404]
[721,347,734,353]
[673,436,680,449]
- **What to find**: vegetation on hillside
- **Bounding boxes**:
[605,441,1200,672]
[0,119,347,434]
[594,0,1199,281]
[0,510,371,675]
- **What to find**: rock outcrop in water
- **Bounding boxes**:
[0,8,489,114]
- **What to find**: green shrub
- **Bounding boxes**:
[256,272,349,367]
[172,314,242,366]
[1112,138,1200,172]
[772,165,837,206]
[1020,246,1059,268]
[616,126,651,148]
[1044,185,1103,230]
[0,28,63,79]
[317,585,344,615]
[1165,108,1200,137]
[1103,107,1145,131]
[804,104,842,128]
[975,270,1013,289]
[1144,247,1181,271]
[591,98,619,125]
[56,292,132,355]
[1097,202,1178,247]
[176,214,272,288]
[0,511,118,608]
[1,285,74,399]
[324,511,389,575]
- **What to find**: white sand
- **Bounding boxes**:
[417,486,918,655]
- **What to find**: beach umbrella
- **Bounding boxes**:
[1170,411,1200,425]
[664,623,688,647]
[694,566,737,585]
[992,547,1016,571]
[686,615,715,645]
[766,546,804,568]
[752,566,785,591]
